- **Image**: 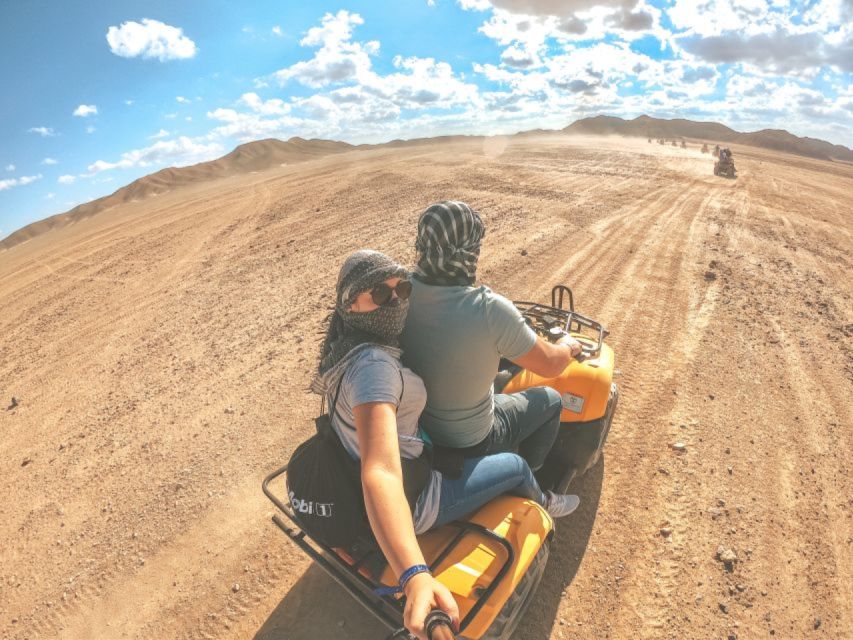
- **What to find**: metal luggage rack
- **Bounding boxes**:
[513,286,609,359]
[262,465,515,637]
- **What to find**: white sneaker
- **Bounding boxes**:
[544,491,580,518]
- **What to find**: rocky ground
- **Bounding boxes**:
[0,135,850,640]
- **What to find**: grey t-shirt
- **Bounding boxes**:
[400,280,537,448]
[329,347,441,533]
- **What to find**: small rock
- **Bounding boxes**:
[21,457,32,467]
[232,583,240,593]
[58,442,67,451]
[671,442,687,452]
[813,618,821,630]
[224,407,235,415]
[719,602,729,614]
[717,498,727,507]
[660,527,673,537]
[520,249,528,256]
[7,396,19,410]
[716,545,738,569]
[704,271,717,281]
[728,634,737,640]
[736,584,746,592]
[727,466,733,475]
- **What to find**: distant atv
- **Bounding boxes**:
[714,148,737,178]
[701,143,709,154]
[713,145,721,158]
[671,140,678,147]
[681,140,687,149]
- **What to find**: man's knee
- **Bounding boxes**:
[542,386,563,415]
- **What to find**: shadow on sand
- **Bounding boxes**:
[254,459,604,640]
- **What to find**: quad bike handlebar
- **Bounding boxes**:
[514,286,609,360]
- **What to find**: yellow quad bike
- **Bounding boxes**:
[262,285,617,640]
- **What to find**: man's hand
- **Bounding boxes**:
[403,573,460,640]
[557,334,583,357]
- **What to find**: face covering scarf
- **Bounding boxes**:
[310,250,409,396]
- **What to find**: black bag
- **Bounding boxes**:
[286,372,431,549]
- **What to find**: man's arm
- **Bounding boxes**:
[511,335,582,378]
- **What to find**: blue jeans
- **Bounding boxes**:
[461,387,563,471]
[432,453,546,529]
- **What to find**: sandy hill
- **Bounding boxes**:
[0,137,352,251]
[565,115,853,163]
[4,115,852,252]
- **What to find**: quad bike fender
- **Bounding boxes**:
[378,496,553,639]
[502,339,614,423]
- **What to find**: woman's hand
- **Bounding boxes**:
[403,573,460,640]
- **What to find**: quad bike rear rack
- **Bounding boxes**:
[262,465,515,639]
[513,285,609,360]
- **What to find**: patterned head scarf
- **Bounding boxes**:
[310,250,410,395]
[414,201,485,286]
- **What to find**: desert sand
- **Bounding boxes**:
[0,135,850,640]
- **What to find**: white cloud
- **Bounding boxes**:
[86,126,97,134]
[680,28,853,75]
[73,104,98,117]
[150,129,170,139]
[0,174,42,192]
[185,116,193,121]
[240,92,292,115]
[86,136,224,174]
[125,99,135,106]
[58,174,76,184]
[42,157,58,165]
[176,95,190,103]
[45,192,56,199]
[28,126,56,137]
[272,25,283,37]
[5,164,14,171]
[273,11,377,88]
[106,19,197,61]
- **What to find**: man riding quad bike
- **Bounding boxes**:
[714,148,737,178]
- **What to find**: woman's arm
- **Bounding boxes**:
[353,402,459,639]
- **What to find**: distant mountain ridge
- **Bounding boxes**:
[565,115,853,163]
[3,116,850,251]
[0,137,353,251]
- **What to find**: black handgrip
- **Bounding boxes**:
[425,610,456,640]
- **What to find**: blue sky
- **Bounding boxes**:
[2,0,851,241]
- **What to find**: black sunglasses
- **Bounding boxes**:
[370,279,413,306]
